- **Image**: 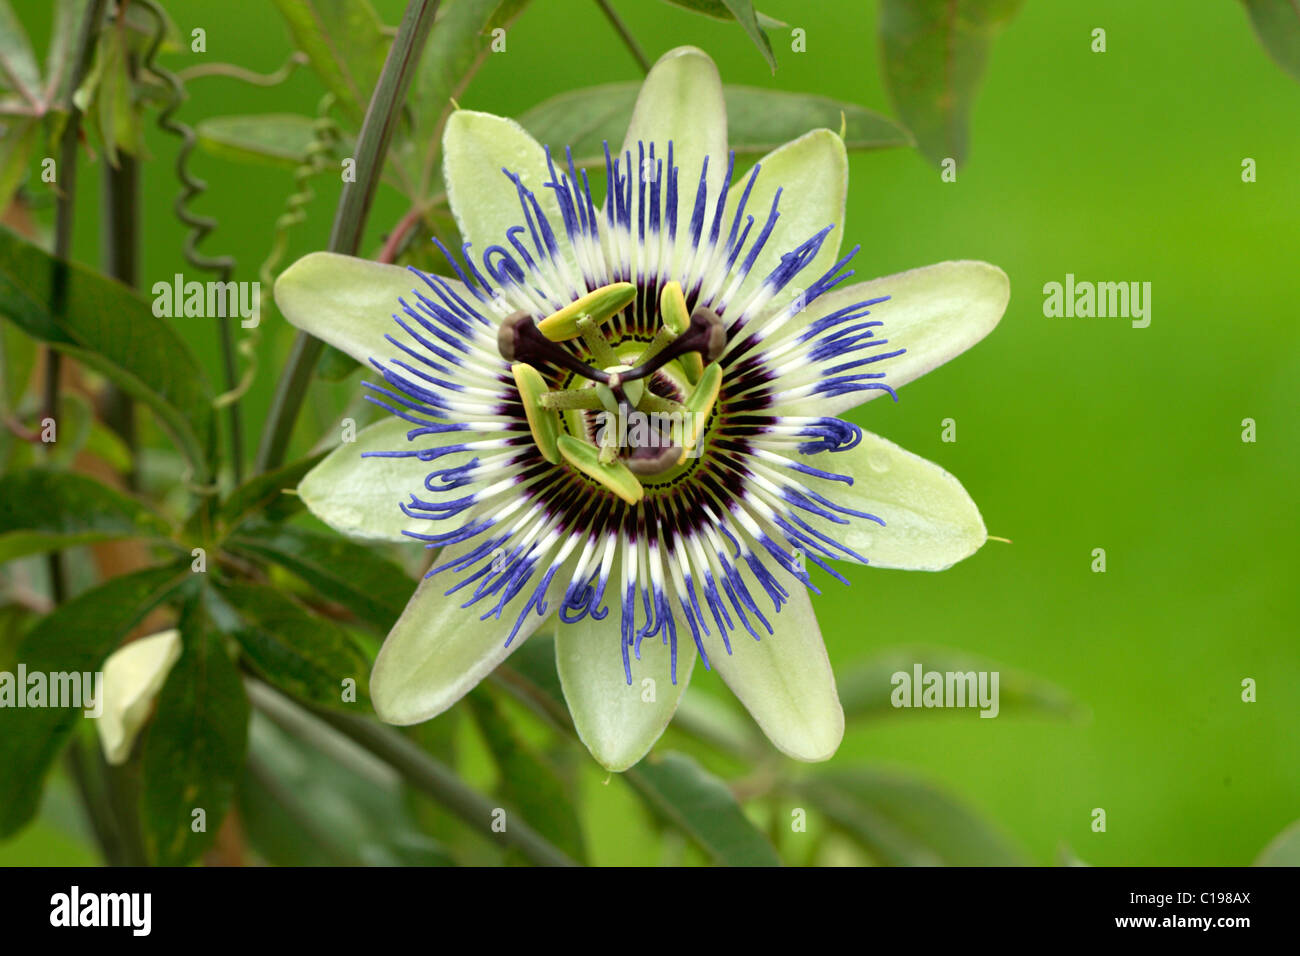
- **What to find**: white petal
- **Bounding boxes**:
[298,416,477,543]
[780,260,1009,417]
[370,541,569,725]
[701,562,843,762]
[793,431,987,571]
[274,252,465,367]
[620,46,728,257]
[96,630,183,766]
[723,129,847,317]
[442,109,577,279]
[555,569,696,772]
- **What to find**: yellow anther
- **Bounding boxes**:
[511,363,561,464]
[556,435,644,505]
[537,282,636,341]
[677,361,722,464]
[660,281,704,383]
[659,281,689,336]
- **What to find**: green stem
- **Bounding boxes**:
[594,0,651,74]
[63,738,124,866]
[245,679,576,867]
[100,143,140,489]
[245,751,358,865]
[43,0,109,604]
[255,0,440,474]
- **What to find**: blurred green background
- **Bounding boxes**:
[4,0,1297,865]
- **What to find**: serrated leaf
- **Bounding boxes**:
[0,563,192,838]
[140,597,249,866]
[626,751,781,866]
[213,582,371,711]
[271,0,389,125]
[799,769,1026,866]
[0,468,171,563]
[196,113,334,169]
[0,226,215,476]
[517,83,909,169]
[1242,0,1300,82]
[837,646,1081,722]
[226,524,411,632]
[878,0,1024,165]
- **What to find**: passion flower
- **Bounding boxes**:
[275,47,1009,770]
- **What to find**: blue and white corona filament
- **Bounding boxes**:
[364,140,901,687]
[277,47,1008,770]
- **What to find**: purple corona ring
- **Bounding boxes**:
[276,47,1009,771]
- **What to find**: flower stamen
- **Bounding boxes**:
[556,434,644,504]
[536,281,636,341]
[511,362,561,463]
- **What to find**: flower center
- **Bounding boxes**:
[497,281,725,503]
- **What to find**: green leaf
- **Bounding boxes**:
[516,83,910,169]
[314,342,361,380]
[196,113,333,169]
[226,524,410,632]
[0,227,215,477]
[42,0,91,106]
[241,711,452,865]
[211,582,371,711]
[140,597,249,866]
[91,20,142,165]
[1255,819,1300,865]
[270,0,389,125]
[218,451,326,531]
[837,646,1082,722]
[411,0,531,195]
[878,0,1024,165]
[0,468,171,563]
[799,769,1027,865]
[496,632,571,727]
[466,687,587,863]
[0,313,34,409]
[1242,0,1300,82]
[0,563,192,838]
[658,1,786,32]
[626,751,781,866]
[40,389,92,468]
[716,0,776,72]
[0,1,42,107]
[721,86,912,153]
[0,116,37,212]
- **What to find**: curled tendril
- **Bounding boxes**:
[176,51,308,86]
[260,93,341,291]
[137,0,243,487]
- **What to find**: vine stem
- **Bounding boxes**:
[100,142,140,488]
[594,0,651,74]
[138,0,242,486]
[43,0,110,605]
[377,204,429,265]
[46,0,115,865]
[244,679,577,867]
[255,0,441,474]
